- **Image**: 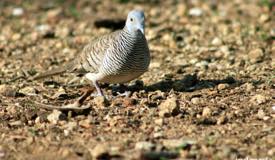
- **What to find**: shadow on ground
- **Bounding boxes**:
[111,74,239,94]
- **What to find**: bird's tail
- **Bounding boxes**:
[31,67,67,80]
[31,61,77,80]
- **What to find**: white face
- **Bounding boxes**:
[126,10,145,34]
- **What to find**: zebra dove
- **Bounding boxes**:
[32,10,150,108]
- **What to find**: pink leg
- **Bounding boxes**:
[93,80,104,97]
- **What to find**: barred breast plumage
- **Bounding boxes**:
[33,10,150,97]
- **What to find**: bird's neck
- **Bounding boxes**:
[123,27,143,37]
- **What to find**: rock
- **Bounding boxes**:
[36,24,51,33]
[0,85,17,97]
[51,87,67,99]
[153,132,164,138]
[162,139,196,149]
[64,129,70,137]
[190,58,199,64]
[55,27,70,38]
[11,33,21,41]
[79,116,93,128]
[123,98,136,107]
[176,4,187,17]
[19,86,38,96]
[257,109,269,120]
[0,84,7,94]
[220,45,231,57]
[135,141,155,150]
[158,97,179,117]
[217,83,229,90]
[12,7,24,16]
[248,48,264,63]
[47,110,66,124]
[47,8,62,21]
[195,61,209,69]
[257,109,265,119]
[188,8,203,16]
[202,107,212,117]
[93,96,109,108]
[211,37,223,46]
[36,24,54,38]
[251,94,267,105]
[243,83,255,92]
[217,115,227,125]
[150,61,161,68]
[0,146,5,158]
[191,97,200,104]
[9,120,22,126]
[154,118,164,126]
[64,122,77,131]
[148,90,165,101]
[90,144,110,159]
[259,14,270,23]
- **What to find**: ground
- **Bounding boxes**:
[0,0,274,160]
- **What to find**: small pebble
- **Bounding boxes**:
[12,7,24,16]
[154,118,164,126]
[257,109,265,120]
[93,96,109,108]
[211,37,223,46]
[19,87,38,96]
[135,141,155,150]
[9,120,22,126]
[202,107,212,117]
[91,144,110,158]
[66,122,77,130]
[195,61,209,69]
[158,97,179,117]
[79,116,93,128]
[248,48,264,63]
[189,8,203,16]
[217,83,229,90]
[251,94,267,105]
[191,97,200,104]
[217,116,227,125]
[47,110,65,124]
[0,85,17,97]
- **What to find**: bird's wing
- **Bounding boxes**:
[70,30,121,74]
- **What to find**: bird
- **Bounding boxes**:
[31,10,150,109]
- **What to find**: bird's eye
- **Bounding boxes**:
[130,18,133,21]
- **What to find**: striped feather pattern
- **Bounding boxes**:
[71,27,150,83]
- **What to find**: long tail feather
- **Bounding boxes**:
[32,67,67,80]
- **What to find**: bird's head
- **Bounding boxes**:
[125,10,145,34]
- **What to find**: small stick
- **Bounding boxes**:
[31,89,93,111]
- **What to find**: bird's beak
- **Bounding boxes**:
[137,24,144,34]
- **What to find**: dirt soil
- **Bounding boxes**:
[0,0,274,160]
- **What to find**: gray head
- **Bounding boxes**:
[125,10,145,34]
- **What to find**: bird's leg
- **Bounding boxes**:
[85,73,105,97]
[93,80,104,97]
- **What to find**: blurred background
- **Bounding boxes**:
[0,0,274,160]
